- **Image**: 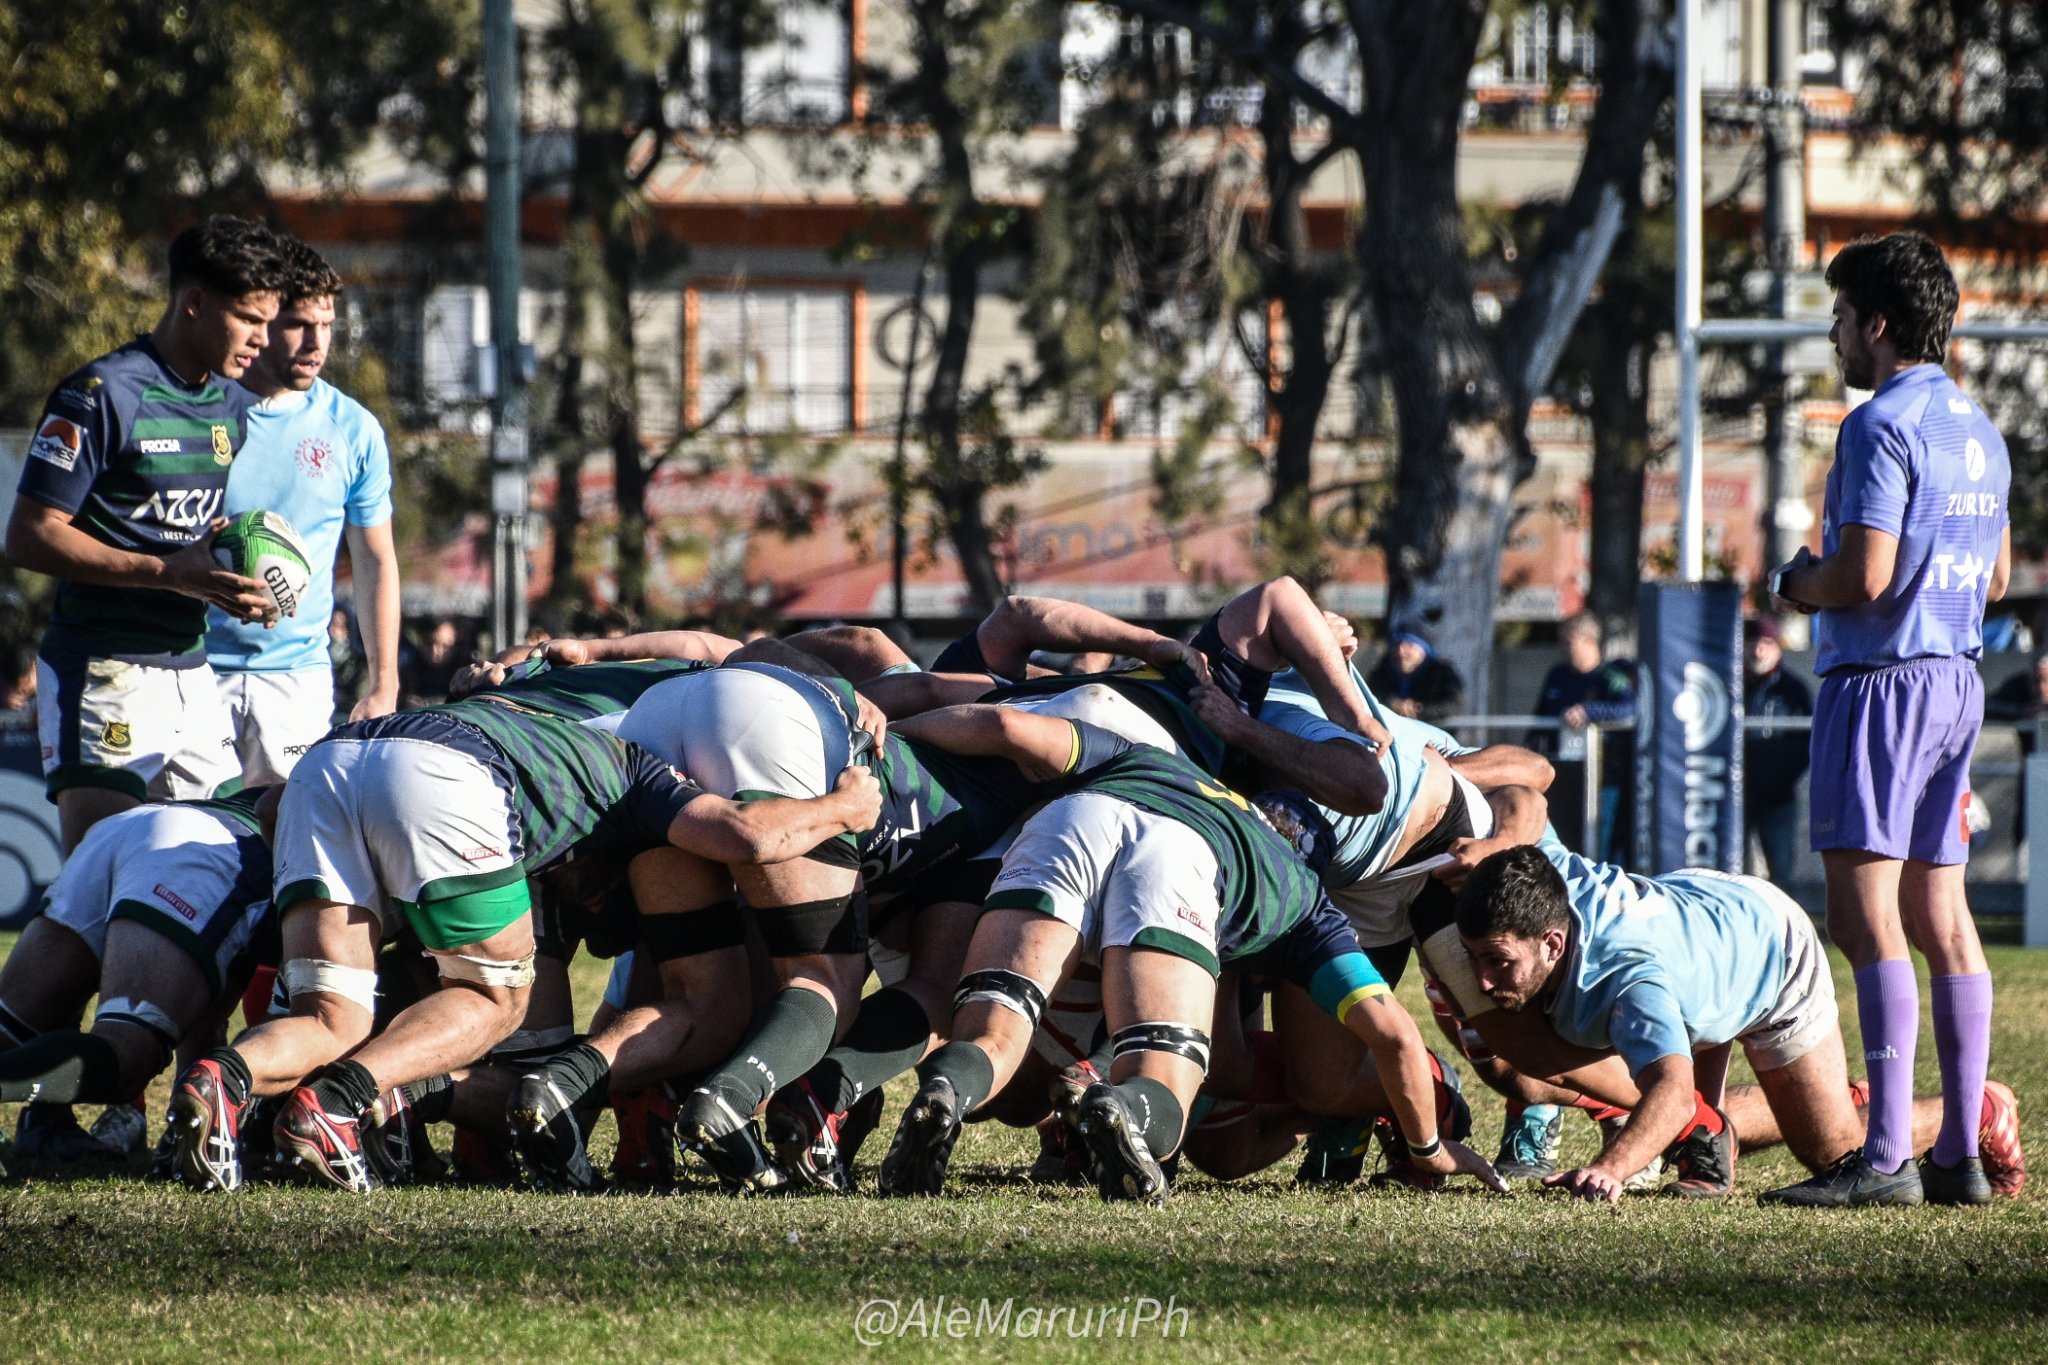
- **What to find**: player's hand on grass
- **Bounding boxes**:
[1544,1164,1625,1204]
[1321,610,1359,660]
[165,518,274,623]
[832,763,883,831]
[1415,1137,1511,1194]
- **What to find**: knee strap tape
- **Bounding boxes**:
[1111,1020,1212,1074]
[430,949,537,991]
[490,1025,576,1060]
[93,996,181,1048]
[281,959,380,1012]
[953,969,1048,1028]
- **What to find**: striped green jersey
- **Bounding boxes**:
[480,657,714,724]
[861,733,1039,896]
[17,338,257,656]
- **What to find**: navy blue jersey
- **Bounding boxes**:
[17,338,258,656]
[860,734,1035,898]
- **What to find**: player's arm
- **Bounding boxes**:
[972,595,1201,681]
[545,630,740,666]
[5,501,271,621]
[1187,684,1387,816]
[343,519,402,719]
[1777,524,1898,610]
[1447,743,1553,793]
[666,766,882,865]
[781,625,914,684]
[1337,979,1508,1193]
[859,670,997,720]
[892,704,1116,783]
[1548,1053,1696,1204]
[1990,524,2012,602]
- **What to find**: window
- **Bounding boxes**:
[1508,5,1549,85]
[692,284,854,434]
[693,0,851,126]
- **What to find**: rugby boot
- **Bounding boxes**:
[835,1087,888,1173]
[1759,1147,1924,1208]
[1494,1104,1563,1182]
[273,1086,380,1193]
[765,1078,855,1192]
[364,1087,444,1187]
[675,1088,788,1194]
[1027,1110,1091,1186]
[167,1060,247,1192]
[1367,1050,1473,1192]
[877,1075,964,1197]
[609,1088,681,1188]
[507,1071,599,1193]
[1978,1080,2026,1199]
[451,1124,522,1187]
[1075,1082,1169,1205]
[88,1100,149,1157]
[1295,1114,1372,1188]
[1597,1114,1666,1193]
[1661,1106,1736,1199]
[14,1103,125,1165]
[1919,1155,1994,1206]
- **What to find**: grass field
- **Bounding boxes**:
[2,930,2045,1362]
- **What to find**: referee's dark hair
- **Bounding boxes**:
[1454,844,1571,941]
[166,216,291,300]
[1824,231,1961,364]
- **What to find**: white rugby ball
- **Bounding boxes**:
[214,509,314,619]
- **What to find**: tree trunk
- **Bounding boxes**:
[603,213,651,618]
[1585,335,1653,647]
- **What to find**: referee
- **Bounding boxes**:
[1770,231,2012,1207]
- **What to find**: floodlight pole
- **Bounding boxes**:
[1675,0,1704,584]
[485,0,529,651]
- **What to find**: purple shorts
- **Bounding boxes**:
[1809,655,1983,865]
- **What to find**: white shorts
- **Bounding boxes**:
[216,666,335,785]
[617,664,852,800]
[1002,684,1188,759]
[41,801,270,993]
[1704,872,1838,1073]
[36,651,238,801]
[272,725,527,949]
[984,791,1224,973]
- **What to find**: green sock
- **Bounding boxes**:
[1117,1076,1185,1158]
[920,1041,996,1117]
[807,988,932,1114]
[0,1031,124,1104]
[703,987,839,1114]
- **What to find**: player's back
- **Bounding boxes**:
[1817,365,2011,673]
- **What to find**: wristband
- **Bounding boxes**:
[1406,1134,1441,1160]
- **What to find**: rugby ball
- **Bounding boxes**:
[214,509,313,619]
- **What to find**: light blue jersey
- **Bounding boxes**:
[1541,848,1788,1076]
[206,380,392,673]
[1815,364,2010,675]
[1259,666,1474,888]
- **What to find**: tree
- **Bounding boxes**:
[1103,0,1674,703]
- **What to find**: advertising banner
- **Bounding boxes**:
[1633,581,1744,874]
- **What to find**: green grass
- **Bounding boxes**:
[3,934,2046,1362]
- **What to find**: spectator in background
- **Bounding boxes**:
[1366,618,1467,721]
[0,643,36,718]
[1743,615,1813,885]
[401,616,465,706]
[1986,650,2048,840]
[327,606,369,723]
[1534,611,1637,862]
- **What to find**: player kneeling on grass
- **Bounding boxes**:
[1453,844,2025,1206]
[0,790,277,1162]
[877,735,1504,1203]
[167,693,880,1193]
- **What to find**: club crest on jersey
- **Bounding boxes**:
[211,424,232,463]
[295,437,335,478]
[100,721,132,753]
[29,416,82,471]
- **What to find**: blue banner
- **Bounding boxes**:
[1633,582,1744,874]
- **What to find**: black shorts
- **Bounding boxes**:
[1189,614,1273,718]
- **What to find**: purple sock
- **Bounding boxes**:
[1855,959,1920,1174]
[1930,972,1993,1167]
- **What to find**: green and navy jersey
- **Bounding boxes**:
[475,657,714,726]
[187,783,271,838]
[980,664,1225,774]
[1065,744,1329,964]
[16,338,258,656]
[413,696,705,876]
[861,734,1040,897]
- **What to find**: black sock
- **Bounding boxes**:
[205,1047,253,1106]
[1085,1027,1115,1079]
[701,988,839,1114]
[1117,1076,1185,1158]
[401,1073,456,1125]
[0,1031,124,1104]
[808,987,932,1114]
[544,1043,613,1110]
[310,1059,380,1120]
[920,1041,996,1117]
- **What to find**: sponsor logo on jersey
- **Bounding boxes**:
[136,487,224,528]
[295,437,335,478]
[1924,551,1990,593]
[211,424,232,463]
[1965,437,1988,482]
[138,438,183,454]
[1949,398,1973,415]
[29,416,82,471]
[153,883,201,922]
[100,721,132,752]
[56,379,101,411]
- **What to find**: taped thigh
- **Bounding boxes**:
[1111,1020,1212,1075]
[281,958,380,1012]
[428,949,538,991]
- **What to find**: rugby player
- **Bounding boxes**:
[166,679,879,1192]
[875,723,1505,1203]
[1454,844,2024,1204]
[1769,231,2014,1205]
[7,216,288,852]
[208,238,403,781]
